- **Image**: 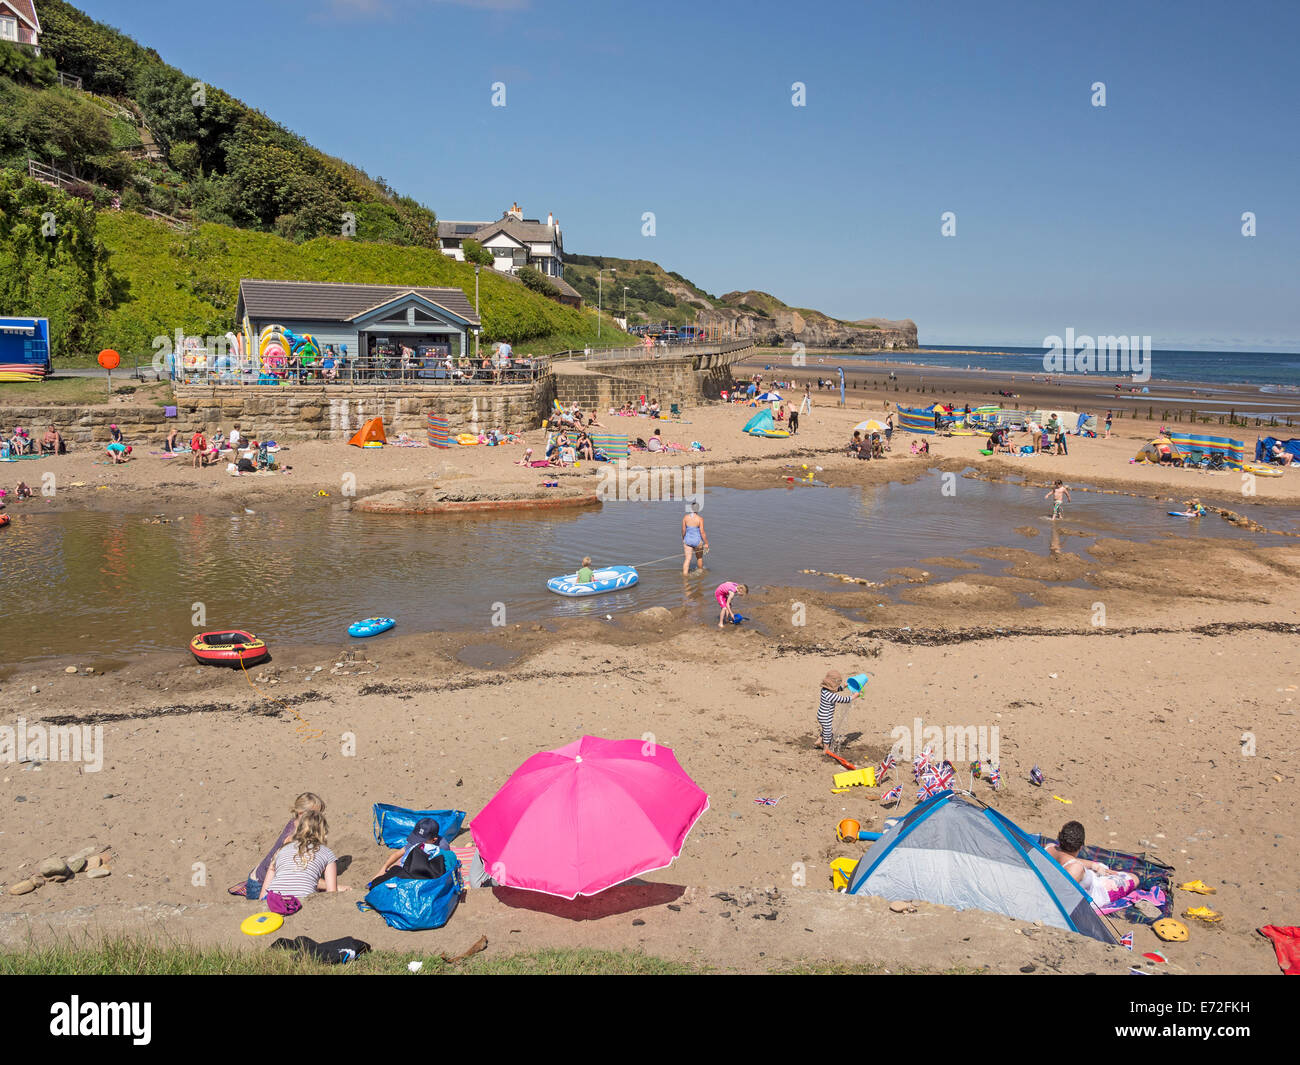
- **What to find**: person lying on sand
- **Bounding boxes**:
[261,809,348,900]
[1045,820,1138,908]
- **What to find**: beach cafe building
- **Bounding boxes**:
[236,279,481,374]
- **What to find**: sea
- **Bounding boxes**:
[831,345,1300,390]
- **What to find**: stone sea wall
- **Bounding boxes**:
[8,382,556,445]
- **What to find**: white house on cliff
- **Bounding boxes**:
[437,203,580,306]
[0,0,41,52]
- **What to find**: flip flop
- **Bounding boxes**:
[1179,879,1217,895]
[1183,906,1222,923]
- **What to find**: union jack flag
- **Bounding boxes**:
[986,763,1001,790]
[753,796,784,806]
[876,753,897,783]
[917,772,946,800]
[936,760,955,788]
[1120,932,1133,950]
[882,785,903,805]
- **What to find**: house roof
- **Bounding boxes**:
[239,280,479,327]
[1,0,41,32]
[550,276,581,301]
[437,216,560,248]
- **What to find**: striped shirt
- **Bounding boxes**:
[266,842,336,899]
[819,687,852,746]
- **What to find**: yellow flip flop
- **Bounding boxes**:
[1178,880,1217,895]
[1153,918,1189,942]
[1183,906,1222,923]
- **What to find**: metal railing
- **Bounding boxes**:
[551,338,755,364]
[165,355,551,387]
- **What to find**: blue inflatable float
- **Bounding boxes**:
[349,617,395,638]
[547,565,639,597]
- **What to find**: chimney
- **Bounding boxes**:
[547,212,554,227]
[507,202,522,220]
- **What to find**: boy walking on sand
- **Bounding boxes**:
[1046,480,1071,520]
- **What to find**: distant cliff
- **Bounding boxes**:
[565,256,916,349]
[702,291,917,350]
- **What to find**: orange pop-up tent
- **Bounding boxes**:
[348,417,388,447]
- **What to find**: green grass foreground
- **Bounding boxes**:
[0,936,961,975]
[0,937,699,976]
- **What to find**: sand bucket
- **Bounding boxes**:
[836,818,861,842]
[846,673,869,693]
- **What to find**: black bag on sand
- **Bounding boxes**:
[270,935,372,965]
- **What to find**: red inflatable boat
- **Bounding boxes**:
[190,630,269,667]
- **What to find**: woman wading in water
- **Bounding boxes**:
[682,504,708,575]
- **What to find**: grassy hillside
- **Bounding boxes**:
[87,212,635,361]
[564,254,724,327]
[0,3,437,244]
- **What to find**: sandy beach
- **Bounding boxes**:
[3,373,1298,975]
[2,374,1300,972]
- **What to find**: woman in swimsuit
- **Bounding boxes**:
[682,504,708,575]
[1046,820,1138,907]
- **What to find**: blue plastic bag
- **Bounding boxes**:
[371,804,465,848]
[357,849,463,931]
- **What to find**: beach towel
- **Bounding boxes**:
[1258,926,1300,975]
[1039,835,1174,926]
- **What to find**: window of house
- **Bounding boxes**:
[0,18,19,41]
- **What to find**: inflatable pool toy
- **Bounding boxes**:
[362,440,383,448]
[1168,511,1202,518]
[455,433,479,445]
[348,617,395,638]
[547,565,639,596]
[240,911,284,936]
[755,429,791,438]
[1243,463,1283,477]
[190,630,269,667]
[0,513,10,528]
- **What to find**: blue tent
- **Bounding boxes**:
[743,409,776,435]
[1257,436,1300,464]
[846,791,1118,944]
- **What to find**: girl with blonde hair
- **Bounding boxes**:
[261,809,348,900]
[230,792,327,897]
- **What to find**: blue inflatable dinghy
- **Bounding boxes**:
[349,617,395,637]
[547,565,639,597]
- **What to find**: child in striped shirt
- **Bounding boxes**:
[818,671,857,754]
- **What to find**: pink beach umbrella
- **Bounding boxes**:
[470,735,709,899]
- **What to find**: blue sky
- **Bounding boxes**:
[77,0,1300,350]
